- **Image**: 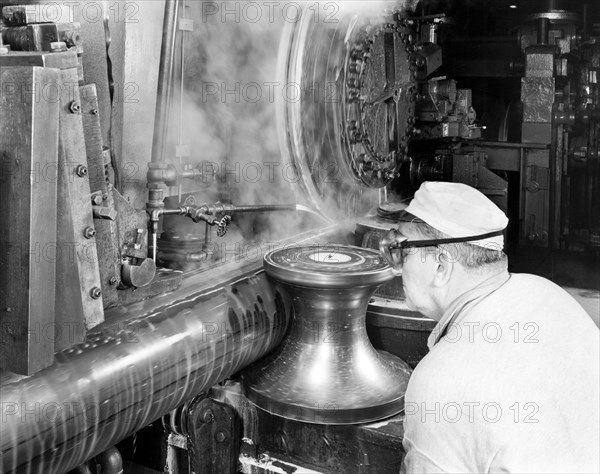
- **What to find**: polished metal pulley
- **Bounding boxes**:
[243,244,412,425]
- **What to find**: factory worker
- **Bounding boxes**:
[379,182,600,473]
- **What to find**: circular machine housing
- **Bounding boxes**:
[243,245,412,424]
[276,2,418,219]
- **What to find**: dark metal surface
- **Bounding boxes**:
[452,153,508,212]
[253,408,406,474]
[2,4,73,25]
[0,65,60,375]
[549,113,564,249]
[1,24,59,51]
[213,381,406,474]
[96,447,124,474]
[186,396,241,474]
[0,266,289,474]
[244,245,411,425]
[345,17,417,188]
[520,40,556,247]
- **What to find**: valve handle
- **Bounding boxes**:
[217,215,231,237]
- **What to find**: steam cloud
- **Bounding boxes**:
[164,0,419,263]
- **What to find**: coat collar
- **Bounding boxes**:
[427,271,511,349]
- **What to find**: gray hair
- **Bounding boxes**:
[411,221,508,271]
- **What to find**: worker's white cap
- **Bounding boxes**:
[403,182,508,250]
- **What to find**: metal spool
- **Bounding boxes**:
[243,245,412,425]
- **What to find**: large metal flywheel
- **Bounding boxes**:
[276,2,418,219]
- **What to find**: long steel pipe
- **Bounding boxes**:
[150,0,179,164]
[0,267,289,474]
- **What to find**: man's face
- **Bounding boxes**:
[396,223,439,319]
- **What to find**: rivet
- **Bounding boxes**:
[203,410,214,423]
[69,101,81,113]
[90,287,102,299]
[83,226,96,239]
[75,164,88,177]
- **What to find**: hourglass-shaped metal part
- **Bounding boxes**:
[243,245,412,424]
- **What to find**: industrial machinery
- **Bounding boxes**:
[0,0,599,473]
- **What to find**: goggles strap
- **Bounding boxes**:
[398,229,505,248]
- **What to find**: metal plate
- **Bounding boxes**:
[264,245,393,288]
[0,65,60,375]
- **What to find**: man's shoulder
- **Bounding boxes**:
[480,272,591,321]
[506,272,560,288]
[501,272,564,296]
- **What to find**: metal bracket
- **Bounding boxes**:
[185,395,240,474]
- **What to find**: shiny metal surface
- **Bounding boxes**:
[244,245,412,425]
[0,266,288,474]
[150,0,179,165]
[264,245,394,288]
[121,258,157,288]
[0,225,340,474]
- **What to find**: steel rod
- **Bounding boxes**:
[1,269,288,474]
[150,0,180,164]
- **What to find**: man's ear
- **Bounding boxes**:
[432,248,453,288]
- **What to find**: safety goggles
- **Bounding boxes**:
[379,229,439,270]
[379,228,504,271]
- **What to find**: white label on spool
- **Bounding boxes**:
[307,251,353,263]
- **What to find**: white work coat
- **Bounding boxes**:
[402,272,600,473]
